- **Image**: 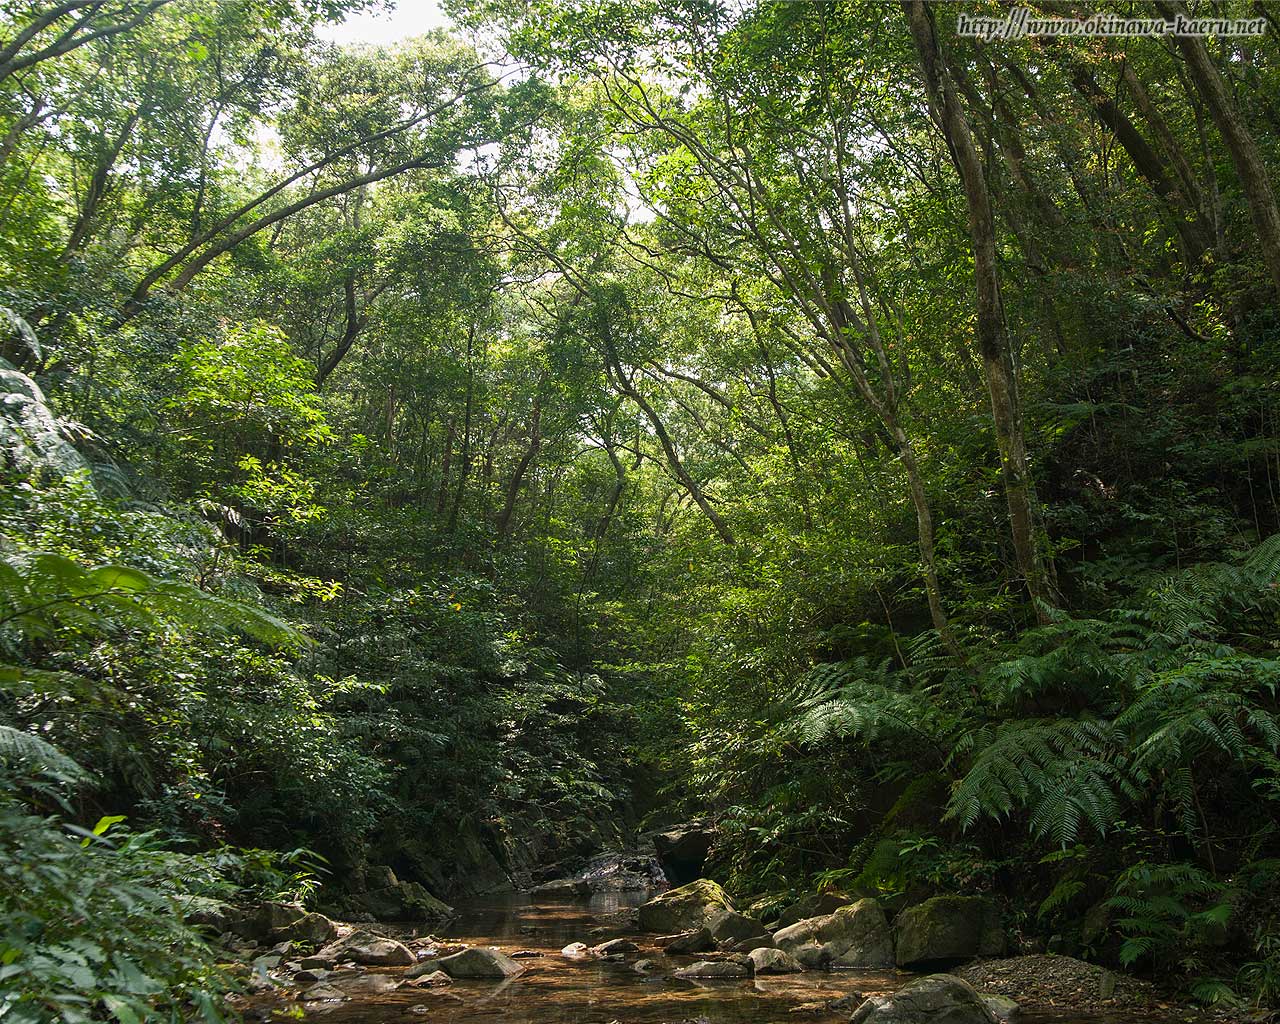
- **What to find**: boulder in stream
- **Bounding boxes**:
[591,938,639,956]
[750,947,805,974]
[274,911,337,946]
[638,878,733,933]
[776,892,853,929]
[980,994,1020,1022]
[300,981,348,1002]
[707,909,773,951]
[772,898,893,968]
[673,959,751,979]
[405,970,453,988]
[330,973,404,996]
[662,927,714,954]
[849,975,1000,1024]
[431,946,526,979]
[532,878,592,899]
[318,930,415,967]
[894,896,1004,968]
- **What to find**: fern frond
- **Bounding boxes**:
[946,718,1131,842]
[0,724,85,778]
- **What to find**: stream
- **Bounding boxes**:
[289,891,1193,1024]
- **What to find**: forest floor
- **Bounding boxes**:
[955,955,1268,1022]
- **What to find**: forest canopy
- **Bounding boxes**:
[3,0,1280,1019]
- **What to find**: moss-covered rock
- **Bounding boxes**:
[850,974,1000,1023]
[894,896,1005,968]
[637,878,733,933]
[773,898,894,968]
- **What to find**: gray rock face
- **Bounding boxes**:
[433,947,526,979]
[652,822,713,886]
[673,959,751,979]
[707,909,773,951]
[849,975,999,1024]
[772,898,894,968]
[894,897,1005,967]
[638,879,734,933]
[776,893,853,929]
[749,947,805,974]
[319,930,415,967]
[532,878,593,899]
[274,911,337,946]
[663,927,715,954]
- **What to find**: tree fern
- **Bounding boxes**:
[787,657,952,757]
[1145,533,1280,641]
[0,725,84,779]
[946,718,1135,844]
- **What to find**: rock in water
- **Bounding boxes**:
[434,947,526,978]
[750,947,805,974]
[532,878,592,899]
[561,942,590,958]
[849,975,1000,1024]
[318,930,415,966]
[772,898,894,968]
[591,938,639,955]
[659,927,714,954]
[673,960,751,979]
[894,896,1005,968]
[406,970,453,988]
[638,878,733,933]
[301,982,347,1002]
[332,973,403,996]
[707,909,773,951]
[980,994,1020,1022]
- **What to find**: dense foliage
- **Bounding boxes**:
[5,0,1280,1016]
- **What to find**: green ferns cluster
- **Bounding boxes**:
[792,535,1280,850]
[783,537,1280,999]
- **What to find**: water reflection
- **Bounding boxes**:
[293,893,1187,1024]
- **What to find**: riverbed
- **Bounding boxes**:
[287,892,1204,1024]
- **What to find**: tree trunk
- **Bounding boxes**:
[1065,60,1213,264]
[1158,0,1280,293]
[447,327,476,534]
[497,398,541,540]
[904,0,1057,622]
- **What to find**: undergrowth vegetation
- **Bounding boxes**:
[5,0,1280,1016]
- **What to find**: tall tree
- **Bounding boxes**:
[904,0,1056,621]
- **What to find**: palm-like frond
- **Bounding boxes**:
[946,718,1134,844]
[0,724,85,778]
[788,657,952,757]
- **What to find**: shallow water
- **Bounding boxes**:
[294,893,1190,1024]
